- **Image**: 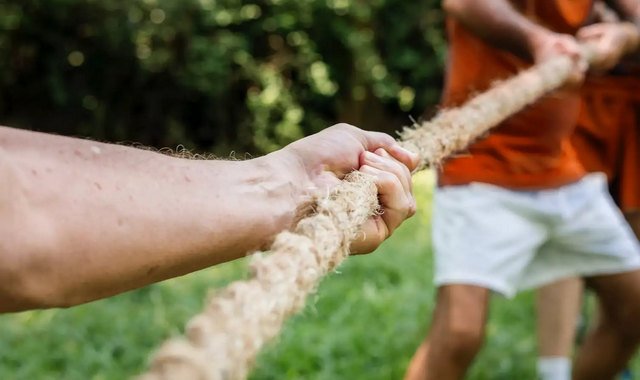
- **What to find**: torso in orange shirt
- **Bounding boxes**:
[439,0,593,189]
[572,57,640,212]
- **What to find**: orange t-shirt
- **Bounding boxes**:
[572,73,640,212]
[439,0,593,189]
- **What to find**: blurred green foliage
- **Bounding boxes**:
[0,0,445,153]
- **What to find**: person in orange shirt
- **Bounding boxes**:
[536,3,640,379]
[404,1,640,379]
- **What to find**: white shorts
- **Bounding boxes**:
[433,173,640,297]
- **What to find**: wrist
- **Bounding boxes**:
[621,22,640,52]
[526,27,554,62]
[253,149,315,224]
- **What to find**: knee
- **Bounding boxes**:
[438,319,485,361]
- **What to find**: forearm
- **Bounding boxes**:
[443,0,548,60]
[0,127,308,312]
[609,0,640,22]
[609,0,640,50]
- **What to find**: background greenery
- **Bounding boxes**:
[0,0,445,154]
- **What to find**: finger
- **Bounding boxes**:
[591,39,621,71]
[577,55,588,73]
[361,149,412,195]
[361,130,397,151]
[334,123,396,151]
[574,51,588,73]
[385,144,420,172]
[324,123,395,157]
[360,164,415,234]
[567,43,588,84]
[350,216,388,255]
[556,35,582,57]
[375,148,413,193]
[333,123,419,171]
[370,150,417,218]
[577,27,605,40]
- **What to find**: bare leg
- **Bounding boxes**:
[404,285,490,380]
[536,277,583,380]
[574,270,640,380]
[405,339,430,380]
[537,277,584,357]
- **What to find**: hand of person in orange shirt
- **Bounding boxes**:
[577,22,639,72]
[529,30,588,86]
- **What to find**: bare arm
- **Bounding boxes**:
[0,125,417,312]
[609,0,640,23]
[443,0,550,60]
[610,0,640,49]
[576,1,640,71]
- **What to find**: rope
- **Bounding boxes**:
[139,51,589,380]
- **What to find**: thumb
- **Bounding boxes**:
[577,28,604,40]
[359,130,397,152]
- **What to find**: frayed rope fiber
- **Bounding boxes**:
[140,51,589,380]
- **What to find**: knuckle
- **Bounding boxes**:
[407,199,417,217]
[377,174,393,189]
[385,155,407,176]
[380,133,396,145]
[381,156,400,172]
[370,131,396,147]
[401,164,412,182]
[381,171,401,189]
[334,123,357,133]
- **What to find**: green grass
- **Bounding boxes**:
[0,172,636,379]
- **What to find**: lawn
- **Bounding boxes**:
[0,172,635,379]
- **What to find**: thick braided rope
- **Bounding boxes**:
[400,55,576,169]
[140,53,579,380]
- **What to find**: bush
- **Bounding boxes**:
[0,0,445,153]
